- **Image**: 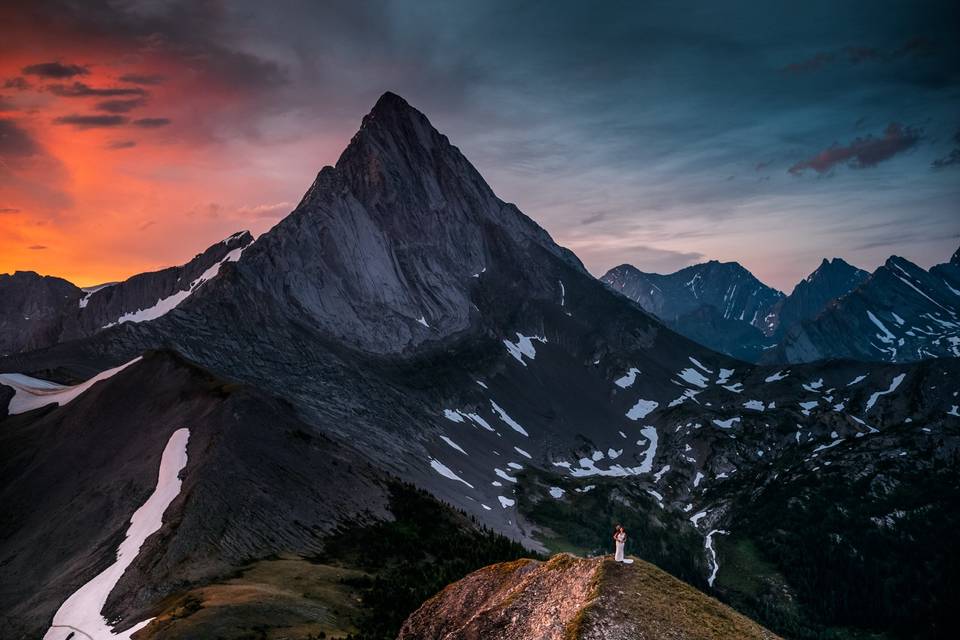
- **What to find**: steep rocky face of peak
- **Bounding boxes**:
[765,253,960,364]
[216,92,583,355]
[398,553,779,640]
[770,257,870,339]
[0,271,82,356]
[601,260,783,360]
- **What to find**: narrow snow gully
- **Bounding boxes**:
[43,428,191,640]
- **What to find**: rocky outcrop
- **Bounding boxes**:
[399,553,779,640]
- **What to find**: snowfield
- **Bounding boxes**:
[103,247,244,328]
[626,398,659,420]
[502,333,547,365]
[1,357,143,415]
[614,367,640,388]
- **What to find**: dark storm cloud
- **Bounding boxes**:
[932,130,960,169]
[118,73,164,85]
[3,77,31,90]
[48,82,146,97]
[28,244,47,250]
[0,119,41,157]
[96,98,146,113]
[789,123,922,175]
[783,36,938,73]
[1,1,286,92]
[0,207,22,214]
[132,117,171,128]
[105,140,136,150]
[53,114,128,128]
[22,61,88,78]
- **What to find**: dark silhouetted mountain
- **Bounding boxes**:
[0,231,252,357]
[766,252,960,363]
[770,257,870,339]
[0,272,82,356]
[2,93,958,640]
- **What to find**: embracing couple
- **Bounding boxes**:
[613,524,632,564]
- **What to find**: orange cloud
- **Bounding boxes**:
[0,1,344,286]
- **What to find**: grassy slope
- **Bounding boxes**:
[138,482,532,640]
[139,556,366,640]
[577,556,780,639]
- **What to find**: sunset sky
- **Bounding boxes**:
[1,0,958,290]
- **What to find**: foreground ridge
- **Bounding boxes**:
[399,553,780,640]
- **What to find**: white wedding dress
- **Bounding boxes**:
[614,531,626,561]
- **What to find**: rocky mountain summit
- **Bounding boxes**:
[602,261,783,361]
[399,553,779,640]
[769,258,870,339]
[0,271,81,356]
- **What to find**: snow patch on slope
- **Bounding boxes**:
[1,357,143,415]
[43,428,190,640]
[103,247,244,328]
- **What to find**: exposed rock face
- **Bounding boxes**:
[604,250,959,365]
[221,91,583,354]
[601,261,783,360]
[766,252,960,363]
[0,271,82,356]
[399,554,779,640]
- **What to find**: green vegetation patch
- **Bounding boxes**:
[313,481,535,640]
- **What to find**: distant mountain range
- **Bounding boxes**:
[602,249,959,364]
[2,93,957,640]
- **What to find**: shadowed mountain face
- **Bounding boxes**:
[0,272,82,356]
[601,261,784,361]
[225,91,584,355]
[2,93,958,640]
[770,258,870,339]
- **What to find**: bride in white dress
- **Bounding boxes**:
[613,524,627,562]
